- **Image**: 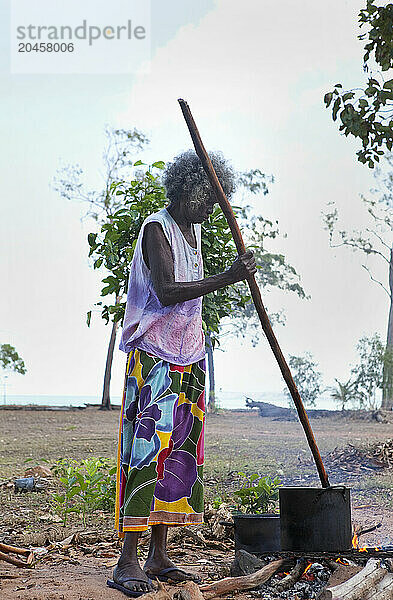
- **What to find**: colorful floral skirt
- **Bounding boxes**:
[115,348,206,534]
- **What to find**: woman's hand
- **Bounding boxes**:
[226,250,257,283]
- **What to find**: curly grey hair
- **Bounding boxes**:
[163,150,236,206]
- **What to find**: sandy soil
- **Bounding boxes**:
[0,408,392,599]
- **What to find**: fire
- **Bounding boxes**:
[352,532,368,552]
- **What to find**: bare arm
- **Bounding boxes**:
[142,222,256,307]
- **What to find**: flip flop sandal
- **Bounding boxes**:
[146,567,201,584]
[107,577,154,597]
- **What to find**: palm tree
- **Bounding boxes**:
[330,378,359,411]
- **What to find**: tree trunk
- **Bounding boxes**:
[100,319,119,410]
[381,245,393,410]
[206,332,216,412]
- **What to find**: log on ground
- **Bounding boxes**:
[200,558,286,599]
[319,558,388,600]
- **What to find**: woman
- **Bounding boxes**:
[108,150,256,597]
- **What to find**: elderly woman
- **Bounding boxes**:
[108,151,256,597]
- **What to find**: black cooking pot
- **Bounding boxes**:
[233,513,281,553]
[279,486,352,552]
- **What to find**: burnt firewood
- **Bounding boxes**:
[274,557,307,592]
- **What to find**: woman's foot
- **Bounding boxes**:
[144,556,200,583]
[112,562,155,595]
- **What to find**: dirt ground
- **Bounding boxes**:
[0,407,392,599]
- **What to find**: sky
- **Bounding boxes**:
[0,0,391,406]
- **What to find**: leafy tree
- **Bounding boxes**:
[329,378,360,411]
[324,0,393,168]
[54,127,149,410]
[285,353,323,408]
[0,344,26,402]
[351,333,387,409]
[323,194,393,408]
[0,344,26,375]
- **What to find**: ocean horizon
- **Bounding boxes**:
[1,391,339,411]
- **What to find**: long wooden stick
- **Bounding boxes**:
[0,542,30,556]
[178,98,330,488]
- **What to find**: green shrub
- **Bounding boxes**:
[234,472,282,514]
[51,457,116,526]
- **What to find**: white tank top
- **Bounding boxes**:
[119,208,205,365]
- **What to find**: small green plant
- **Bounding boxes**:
[51,457,116,526]
[51,459,79,526]
[212,497,224,509]
[211,491,231,509]
[234,472,282,514]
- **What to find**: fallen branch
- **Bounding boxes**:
[200,558,286,599]
[0,550,32,568]
[0,542,34,567]
[0,542,30,556]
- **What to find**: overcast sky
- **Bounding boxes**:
[1,0,390,406]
